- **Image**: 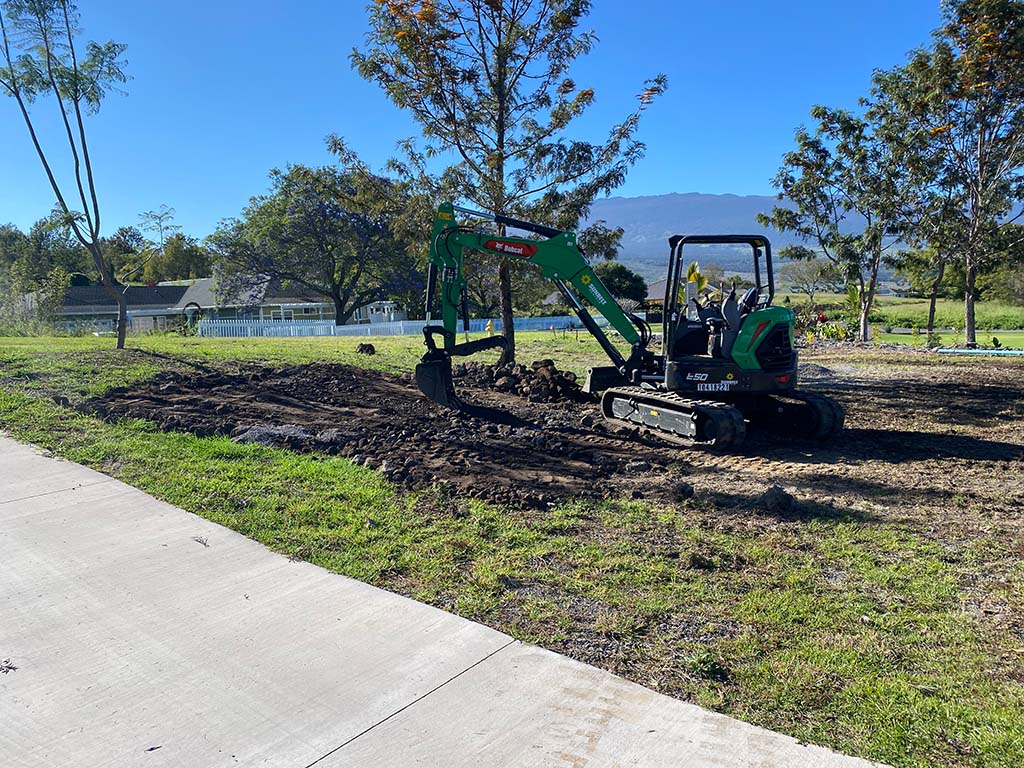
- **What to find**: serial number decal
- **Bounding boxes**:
[697,382,736,392]
[484,239,538,258]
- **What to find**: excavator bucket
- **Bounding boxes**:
[415,354,458,408]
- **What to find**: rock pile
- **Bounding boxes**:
[452,359,592,403]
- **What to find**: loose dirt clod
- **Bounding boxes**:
[453,360,591,403]
[759,485,795,514]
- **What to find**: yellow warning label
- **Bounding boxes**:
[439,212,452,220]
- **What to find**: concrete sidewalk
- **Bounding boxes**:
[0,435,884,767]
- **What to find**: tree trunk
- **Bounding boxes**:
[114,291,127,349]
[964,261,977,346]
[332,292,347,326]
[92,243,127,350]
[926,259,946,344]
[493,18,513,366]
[858,257,881,343]
[497,261,515,365]
[858,306,872,342]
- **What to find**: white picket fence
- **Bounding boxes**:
[196,315,601,339]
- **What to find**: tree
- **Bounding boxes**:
[0,1,130,346]
[100,225,145,277]
[210,162,417,326]
[33,264,70,321]
[880,0,1024,344]
[353,0,665,364]
[594,260,647,304]
[138,204,181,249]
[578,220,624,261]
[758,107,908,341]
[0,249,68,329]
[0,223,30,278]
[141,234,211,283]
[701,262,726,291]
[131,204,183,283]
[777,254,844,306]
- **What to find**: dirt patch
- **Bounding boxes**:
[80,355,1024,519]
[83,362,686,507]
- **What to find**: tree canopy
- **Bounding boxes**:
[759,105,909,341]
[209,161,417,326]
[878,0,1024,343]
[353,0,665,362]
[593,260,647,304]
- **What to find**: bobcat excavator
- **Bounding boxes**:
[414,202,843,447]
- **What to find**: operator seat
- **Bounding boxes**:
[721,287,742,357]
[739,287,758,318]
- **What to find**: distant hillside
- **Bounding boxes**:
[584,192,797,281]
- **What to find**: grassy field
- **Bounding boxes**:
[873,330,1024,348]
[778,294,1024,330]
[1,332,1022,768]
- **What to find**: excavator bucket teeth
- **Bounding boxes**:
[415,356,459,408]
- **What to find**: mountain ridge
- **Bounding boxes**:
[584,192,797,281]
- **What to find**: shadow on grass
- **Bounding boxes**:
[702,489,874,523]
[124,347,217,374]
[815,376,1024,429]
[743,427,1023,465]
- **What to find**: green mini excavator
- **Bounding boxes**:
[415,202,843,447]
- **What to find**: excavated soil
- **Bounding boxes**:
[82,354,1024,517]
[84,362,686,508]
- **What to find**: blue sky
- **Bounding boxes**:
[1,0,941,238]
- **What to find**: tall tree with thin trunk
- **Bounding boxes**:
[131,204,182,283]
[887,0,1024,344]
[353,0,665,364]
[0,0,128,346]
[759,107,908,341]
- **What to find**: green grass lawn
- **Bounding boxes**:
[872,330,1024,348]
[777,294,1024,330]
[1,333,1022,768]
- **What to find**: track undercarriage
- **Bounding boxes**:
[601,386,844,448]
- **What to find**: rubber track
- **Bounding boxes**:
[601,386,747,448]
[765,391,846,439]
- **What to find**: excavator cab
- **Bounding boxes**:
[657,234,799,393]
[663,235,774,363]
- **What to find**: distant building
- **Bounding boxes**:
[47,277,407,332]
[645,278,668,306]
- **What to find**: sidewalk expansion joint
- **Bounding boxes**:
[303,637,519,768]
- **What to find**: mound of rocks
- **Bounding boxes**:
[452,359,593,403]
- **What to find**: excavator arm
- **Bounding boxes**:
[416,202,650,407]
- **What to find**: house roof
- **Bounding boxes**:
[176,279,219,309]
[62,284,190,312]
[56,276,338,317]
[647,278,668,303]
